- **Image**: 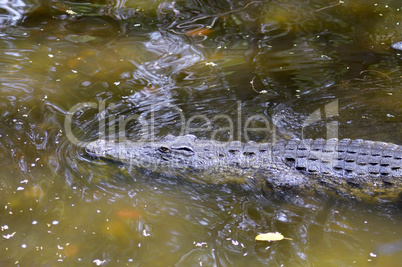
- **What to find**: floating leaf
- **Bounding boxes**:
[255,232,292,241]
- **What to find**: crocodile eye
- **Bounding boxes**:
[158,146,169,153]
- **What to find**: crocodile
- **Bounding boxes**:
[85,135,402,199]
[392,41,402,51]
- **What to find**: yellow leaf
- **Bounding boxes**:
[255,232,292,241]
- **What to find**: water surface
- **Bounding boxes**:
[0,0,401,266]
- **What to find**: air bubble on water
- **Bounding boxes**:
[128,190,137,198]
[93,259,105,266]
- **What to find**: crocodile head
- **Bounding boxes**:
[85,134,204,171]
[392,41,402,51]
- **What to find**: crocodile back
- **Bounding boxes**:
[275,138,402,187]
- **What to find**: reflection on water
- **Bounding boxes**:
[0,0,401,265]
[0,0,28,28]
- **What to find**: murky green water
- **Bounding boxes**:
[0,0,401,266]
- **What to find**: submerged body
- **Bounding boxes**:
[85,135,402,199]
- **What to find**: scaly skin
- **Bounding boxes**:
[85,135,402,199]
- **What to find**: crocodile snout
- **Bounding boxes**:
[391,41,402,51]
